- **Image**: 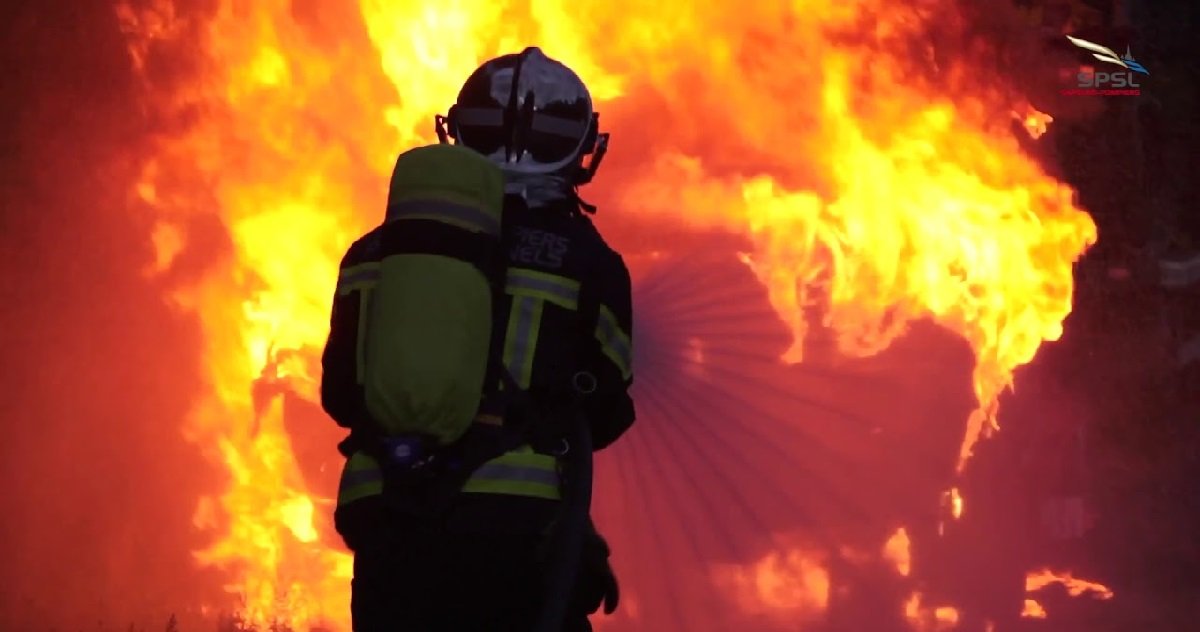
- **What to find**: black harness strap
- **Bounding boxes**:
[378,218,504,286]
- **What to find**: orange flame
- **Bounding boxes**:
[937,487,965,535]
[1023,568,1114,619]
[1026,568,1115,599]
[619,13,1095,471]
[947,487,965,519]
[888,528,959,631]
[1013,103,1054,139]
[1022,598,1049,619]
[883,527,912,577]
[715,545,830,622]
[116,0,1096,627]
[904,593,961,631]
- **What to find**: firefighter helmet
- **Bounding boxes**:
[436,47,608,187]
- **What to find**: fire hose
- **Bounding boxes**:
[534,371,597,632]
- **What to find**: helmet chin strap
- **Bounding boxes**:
[573,190,598,215]
[434,114,451,144]
[575,130,608,185]
[570,127,608,214]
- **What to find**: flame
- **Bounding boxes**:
[887,528,959,631]
[116,0,1096,627]
[947,487,965,519]
[1013,103,1054,139]
[1022,598,1049,619]
[883,527,912,577]
[904,593,961,631]
[1026,568,1115,599]
[1022,568,1114,619]
[937,487,965,535]
[617,4,1095,470]
[117,0,378,626]
[716,544,830,622]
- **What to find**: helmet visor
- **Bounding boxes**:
[526,111,589,163]
[454,108,589,167]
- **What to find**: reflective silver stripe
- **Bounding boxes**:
[596,304,632,378]
[341,269,378,285]
[337,263,380,295]
[469,463,560,487]
[507,269,579,309]
[387,198,501,236]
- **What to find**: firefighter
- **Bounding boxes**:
[322,47,634,631]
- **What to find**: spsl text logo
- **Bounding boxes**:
[1063,35,1150,96]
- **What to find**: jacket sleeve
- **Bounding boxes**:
[583,250,636,451]
[320,241,375,430]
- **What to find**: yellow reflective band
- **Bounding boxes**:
[460,478,561,500]
[506,268,580,310]
[337,262,380,296]
[502,295,543,389]
[387,194,501,236]
[461,448,561,500]
[489,449,558,469]
[595,304,632,379]
[337,452,384,506]
[500,268,579,389]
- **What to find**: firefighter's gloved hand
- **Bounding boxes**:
[577,524,620,615]
[582,555,619,615]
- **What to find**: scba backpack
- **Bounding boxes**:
[360,143,505,446]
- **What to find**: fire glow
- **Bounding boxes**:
[115,0,1098,629]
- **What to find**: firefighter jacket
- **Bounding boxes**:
[323,195,636,509]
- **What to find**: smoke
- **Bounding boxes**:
[0,2,225,629]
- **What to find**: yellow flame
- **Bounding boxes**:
[117,0,1096,627]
